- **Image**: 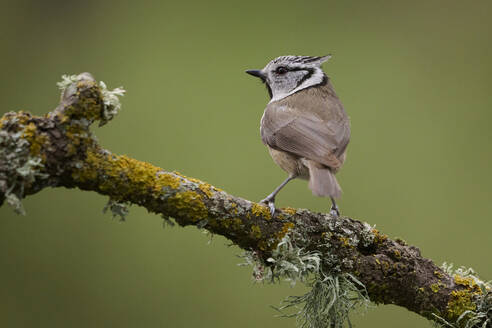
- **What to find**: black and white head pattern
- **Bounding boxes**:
[260,55,331,102]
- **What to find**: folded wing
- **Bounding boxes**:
[261,102,350,170]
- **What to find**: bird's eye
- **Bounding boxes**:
[275,66,288,74]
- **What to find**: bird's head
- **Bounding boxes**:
[246,55,331,102]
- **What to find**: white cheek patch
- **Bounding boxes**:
[269,69,325,103]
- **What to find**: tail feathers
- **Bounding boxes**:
[306,161,342,198]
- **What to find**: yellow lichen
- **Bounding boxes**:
[430,283,440,293]
[64,124,88,149]
[339,236,353,248]
[215,218,226,229]
[233,217,242,227]
[21,122,48,157]
[72,148,212,223]
[454,275,482,294]
[229,203,239,215]
[372,228,388,245]
[61,83,103,122]
[367,282,390,304]
[258,240,269,251]
[174,171,201,184]
[173,171,223,192]
[250,225,262,239]
[434,270,444,279]
[282,207,297,216]
[394,237,408,245]
[66,143,77,156]
[393,250,401,259]
[73,150,99,182]
[155,173,181,190]
[74,149,177,195]
[15,111,31,127]
[168,191,208,222]
[30,134,48,156]
[218,217,243,231]
[198,183,214,198]
[321,231,333,240]
[251,203,271,219]
[446,290,477,321]
[275,222,295,242]
[22,123,36,140]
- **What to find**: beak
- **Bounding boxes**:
[245,69,265,80]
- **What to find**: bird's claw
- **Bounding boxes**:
[260,197,276,217]
[266,201,276,217]
[329,204,340,218]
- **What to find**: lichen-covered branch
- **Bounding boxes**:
[0,73,490,328]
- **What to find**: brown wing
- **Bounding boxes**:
[260,85,350,169]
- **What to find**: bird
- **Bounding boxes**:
[246,55,350,218]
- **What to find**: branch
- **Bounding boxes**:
[0,73,490,328]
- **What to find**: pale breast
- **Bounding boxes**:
[267,146,310,179]
[260,79,350,176]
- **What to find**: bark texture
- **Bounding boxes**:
[0,73,489,327]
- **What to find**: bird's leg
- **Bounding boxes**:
[260,175,296,216]
[329,197,340,218]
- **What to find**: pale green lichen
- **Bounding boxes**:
[98,81,125,126]
[57,74,80,91]
[266,234,322,286]
[238,234,321,284]
[239,233,369,328]
[276,273,369,328]
[359,222,376,247]
[103,198,130,222]
[161,216,176,227]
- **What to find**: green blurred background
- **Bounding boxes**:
[1,0,491,327]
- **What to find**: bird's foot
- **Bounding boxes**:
[329,204,340,218]
[260,196,276,217]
